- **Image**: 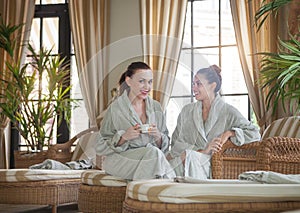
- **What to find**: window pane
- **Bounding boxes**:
[29,18,40,51]
[166,97,192,136]
[222,95,249,120]
[172,50,192,96]
[40,0,66,4]
[71,56,82,99]
[193,0,219,47]
[182,2,191,48]
[70,56,89,137]
[221,0,236,45]
[20,54,59,148]
[168,0,251,134]
[71,35,75,54]
[221,46,247,94]
[70,100,89,137]
[42,18,59,53]
[196,48,219,68]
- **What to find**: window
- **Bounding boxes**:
[15,0,253,149]
[166,0,252,135]
[17,0,89,150]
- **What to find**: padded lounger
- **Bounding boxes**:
[78,170,127,213]
[122,179,300,213]
[0,169,86,213]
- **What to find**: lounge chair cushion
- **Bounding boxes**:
[0,169,84,182]
[81,170,127,187]
[126,179,300,204]
[262,116,300,139]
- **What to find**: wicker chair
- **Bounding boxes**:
[0,127,98,213]
[211,140,260,179]
[212,116,300,179]
[123,132,300,213]
[257,136,300,174]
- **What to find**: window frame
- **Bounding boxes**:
[12,2,72,155]
[168,0,251,123]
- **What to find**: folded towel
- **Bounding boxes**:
[238,171,300,184]
[29,159,93,170]
[29,159,71,170]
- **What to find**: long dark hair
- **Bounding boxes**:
[118,61,151,95]
[196,64,222,94]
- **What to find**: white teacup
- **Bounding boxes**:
[140,124,151,133]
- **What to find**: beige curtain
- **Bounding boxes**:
[0,0,35,168]
[230,0,291,131]
[140,0,187,111]
[69,0,110,128]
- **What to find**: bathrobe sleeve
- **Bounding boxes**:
[96,105,129,155]
[223,104,261,146]
[96,93,170,155]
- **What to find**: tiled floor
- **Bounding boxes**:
[0,204,80,213]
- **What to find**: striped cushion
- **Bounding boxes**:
[81,170,127,187]
[262,116,300,139]
[0,169,83,182]
[126,179,300,204]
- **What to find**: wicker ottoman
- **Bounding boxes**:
[122,179,300,213]
[0,169,84,213]
[78,170,127,213]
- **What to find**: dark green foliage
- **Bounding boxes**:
[0,18,77,151]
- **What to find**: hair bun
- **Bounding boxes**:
[210,65,221,74]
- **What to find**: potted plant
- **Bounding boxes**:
[0,20,77,167]
[255,0,300,115]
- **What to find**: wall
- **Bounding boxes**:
[107,0,143,100]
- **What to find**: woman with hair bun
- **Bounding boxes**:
[96,61,175,180]
[167,64,260,179]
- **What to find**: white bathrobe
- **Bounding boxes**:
[96,91,175,180]
[168,94,261,179]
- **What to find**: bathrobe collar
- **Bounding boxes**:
[117,90,156,126]
[193,94,225,141]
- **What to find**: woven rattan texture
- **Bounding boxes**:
[122,197,300,213]
[14,127,98,168]
[78,183,126,213]
[0,179,80,213]
[211,140,260,179]
[257,137,300,174]
[14,136,77,168]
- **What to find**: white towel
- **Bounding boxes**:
[29,159,93,170]
[29,159,71,170]
[238,171,300,184]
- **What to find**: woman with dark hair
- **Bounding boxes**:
[167,65,260,179]
[96,61,175,180]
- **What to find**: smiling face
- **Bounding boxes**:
[192,73,216,101]
[125,68,153,100]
